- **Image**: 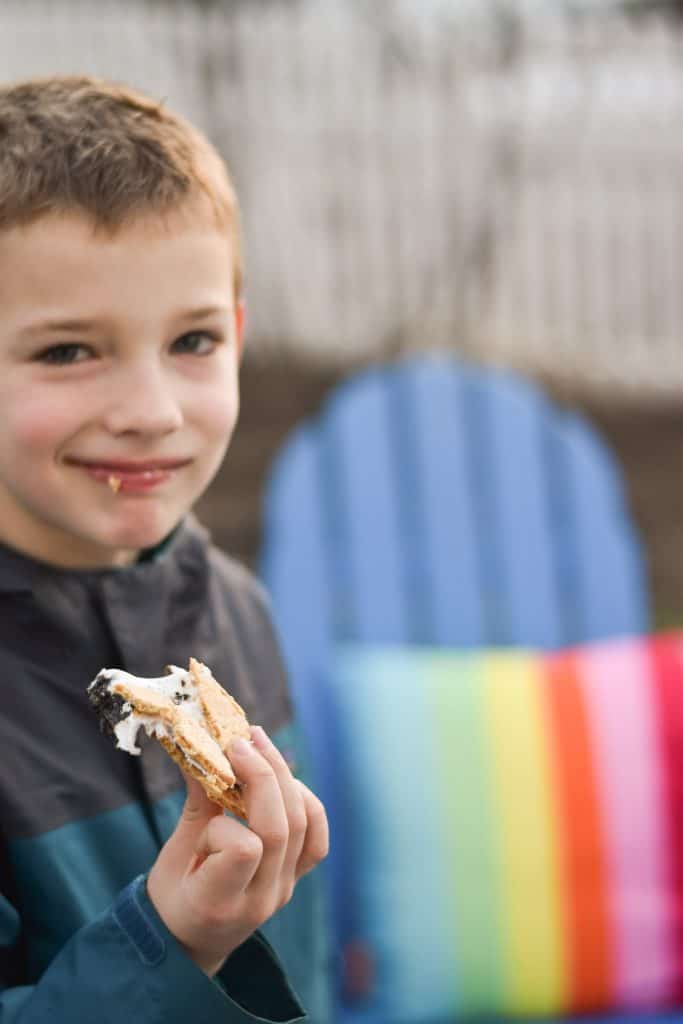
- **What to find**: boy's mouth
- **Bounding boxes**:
[66,457,192,494]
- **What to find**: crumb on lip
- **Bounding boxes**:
[108,475,122,493]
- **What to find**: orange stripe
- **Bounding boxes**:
[542,651,613,1012]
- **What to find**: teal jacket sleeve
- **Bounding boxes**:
[0,875,305,1023]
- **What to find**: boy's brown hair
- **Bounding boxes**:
[0,75,243,298]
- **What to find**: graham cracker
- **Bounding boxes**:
[110,680,178,725]
[189,658,251,756]
[157,735,248,820]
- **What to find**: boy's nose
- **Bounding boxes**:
[105,365,184,437]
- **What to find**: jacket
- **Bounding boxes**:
[0,517,331,1022]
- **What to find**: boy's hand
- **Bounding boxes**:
[146,726,329,976]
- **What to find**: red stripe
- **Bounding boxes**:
[647,632,683,1000]
[543,650,613,1011]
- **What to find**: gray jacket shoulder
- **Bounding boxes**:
[202,545,292,732]
[208,547,275,617]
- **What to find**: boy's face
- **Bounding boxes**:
[0,207,245,568]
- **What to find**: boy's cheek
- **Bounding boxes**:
[6,396,75,452]
[198,386,241,441]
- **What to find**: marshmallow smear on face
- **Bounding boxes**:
[87,658,251,819]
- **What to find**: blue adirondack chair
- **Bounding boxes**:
[259,354,650,1022]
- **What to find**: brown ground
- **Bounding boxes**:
[195,362,683,630]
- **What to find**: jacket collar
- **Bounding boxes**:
[0,516,210,595]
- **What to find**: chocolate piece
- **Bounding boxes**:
[87,672,131,739]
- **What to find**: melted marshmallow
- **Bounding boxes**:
[89,666,237,784]
[99,666,206,758]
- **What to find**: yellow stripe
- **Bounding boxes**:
[483,652,567,1016]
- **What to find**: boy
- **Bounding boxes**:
[0,75,330,1021]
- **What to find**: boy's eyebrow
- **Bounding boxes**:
[18,317,97,336]
[17,305,234,337]
[177,304,234,321]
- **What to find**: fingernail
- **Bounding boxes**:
[232,738,253,757]
[250,725,268,748]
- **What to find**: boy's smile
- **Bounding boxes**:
[66,456,193,494]
[0,207,245,568]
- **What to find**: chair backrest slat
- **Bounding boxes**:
[391,360,488,646]
[466,370,565,647]
[322,370,413,643]
[552,415,649,643]
[261,427,331,722]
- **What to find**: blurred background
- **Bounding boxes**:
[3,0,683,625]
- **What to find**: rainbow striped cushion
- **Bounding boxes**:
[328,633,683,1022]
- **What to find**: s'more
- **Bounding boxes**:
[87,658,250,820]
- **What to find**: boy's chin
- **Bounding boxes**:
[104,516,183,559]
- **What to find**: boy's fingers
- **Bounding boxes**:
[250,726,307,884]
[295,781,329,880]
[229,738,289,890]
[191,813,263,897]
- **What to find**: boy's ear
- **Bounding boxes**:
[235,301,246,363]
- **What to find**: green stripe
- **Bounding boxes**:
[429,653,504,1013]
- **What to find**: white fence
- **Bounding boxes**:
[0,1,681,397]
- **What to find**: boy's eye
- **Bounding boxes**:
[171,331,218,356]
[35,343,92,365]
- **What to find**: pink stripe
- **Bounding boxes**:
[578,639,674,1008]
